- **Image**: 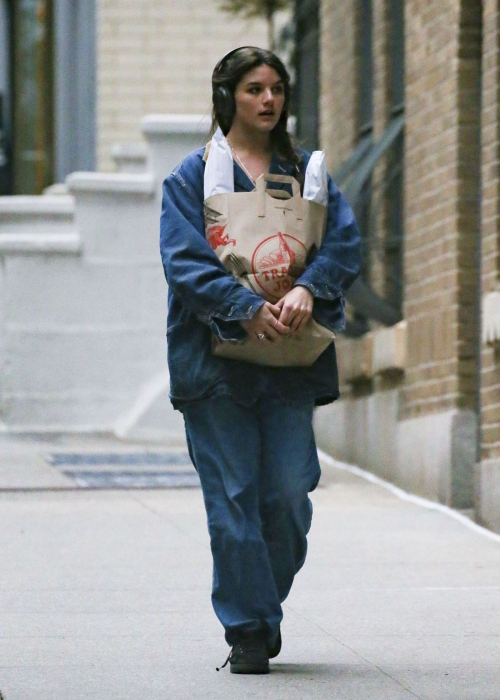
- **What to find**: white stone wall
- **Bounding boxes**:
[0,116,207,436]
[97,0,268,171]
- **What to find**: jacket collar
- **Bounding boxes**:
[234,153,298,193]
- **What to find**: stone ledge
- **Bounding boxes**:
[43,183,71,196]
[141,114,211,136]
[111,143,148,158]
[372,321,407,374]
[111,143,148,173]
[338,321,407,383]
[66,172,156,195]
[338,334,374,382]
[482,291,500,346]
[0,233,82,254]
[0,195,75,214]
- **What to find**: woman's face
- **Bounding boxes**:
[233,64,286,134]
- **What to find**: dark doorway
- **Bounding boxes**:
[12,0,55,194]
[0,0,12,194]
[294,0,320,151]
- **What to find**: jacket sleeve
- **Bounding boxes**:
[294,173,361,299]
[160,164,264,341]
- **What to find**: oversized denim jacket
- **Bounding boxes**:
[160,147,361,410]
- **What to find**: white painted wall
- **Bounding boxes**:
[0,114,209,436]
[314,396,476,511]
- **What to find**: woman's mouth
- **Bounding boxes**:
[259,111,275,118]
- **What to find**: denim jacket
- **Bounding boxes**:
[160,147,361,410]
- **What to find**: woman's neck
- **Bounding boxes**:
[225,123,272,156]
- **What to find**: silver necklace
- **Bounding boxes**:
[228,142,268,185]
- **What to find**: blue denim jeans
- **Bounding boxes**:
[182,392,321,647]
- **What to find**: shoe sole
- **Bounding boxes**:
[230,662,270,674]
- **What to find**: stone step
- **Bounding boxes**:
[0,195,76,235]
[0,232,82,254]
[111,143,148,173]
[66,171,155,195]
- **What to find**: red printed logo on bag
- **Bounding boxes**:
[252,233,307,299]
[207,224,236,250]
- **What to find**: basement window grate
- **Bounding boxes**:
[45,452,192,467]
[61,469,200,489]
[44,451,199,489]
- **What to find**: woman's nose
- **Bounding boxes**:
[262,88,274,103]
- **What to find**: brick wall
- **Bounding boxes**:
[318,0,500,520]
[373,0,392,138]
[402,0,482,420]
[320,0,402,316]
[371,0,392,300]
[481,0,500,461]
[319,0,358,171]
[96,0,268,171]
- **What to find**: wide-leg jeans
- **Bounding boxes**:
[182,392,321,647]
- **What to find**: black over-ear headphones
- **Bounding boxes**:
[212,46,262,118]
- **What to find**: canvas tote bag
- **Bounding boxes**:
[204,172,336,367]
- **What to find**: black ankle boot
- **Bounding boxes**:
[217,635,270,674]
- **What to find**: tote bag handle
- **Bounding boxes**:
[255,173,303,220]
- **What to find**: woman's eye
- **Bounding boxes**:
[249,87,260,94]
[273,86,284,95]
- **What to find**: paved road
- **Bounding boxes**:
[0,440,500,699]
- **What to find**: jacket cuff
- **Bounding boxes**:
[204,286,265,341]
[293,266,341,301]
[208,318,248,341]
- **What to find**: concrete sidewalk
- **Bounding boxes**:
[0,436,500,699]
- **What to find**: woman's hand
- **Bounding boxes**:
[276,286,314,333]
[241,302,291,343]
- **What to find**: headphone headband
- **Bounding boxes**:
[213,46,262,76]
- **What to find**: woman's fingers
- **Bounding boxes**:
[278,303,297,327]
[262,305,290,335]
[295,311,311,333]
[253,323,279,343]
[276,287,314,330]
[261,325,280,342]
[288,305,312,332]
[265,302,282,318]
[261,315,289,342]
[243,295,312,341]
[269,317,290,335]
[280,302,312,331]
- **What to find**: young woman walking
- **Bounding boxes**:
[160,46,361,674]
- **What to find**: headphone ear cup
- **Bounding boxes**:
[214,85,235,118]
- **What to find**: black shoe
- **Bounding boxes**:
[216,636,270,674]
[267,628,282,659]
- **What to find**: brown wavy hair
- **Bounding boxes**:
[210,47,301,168]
